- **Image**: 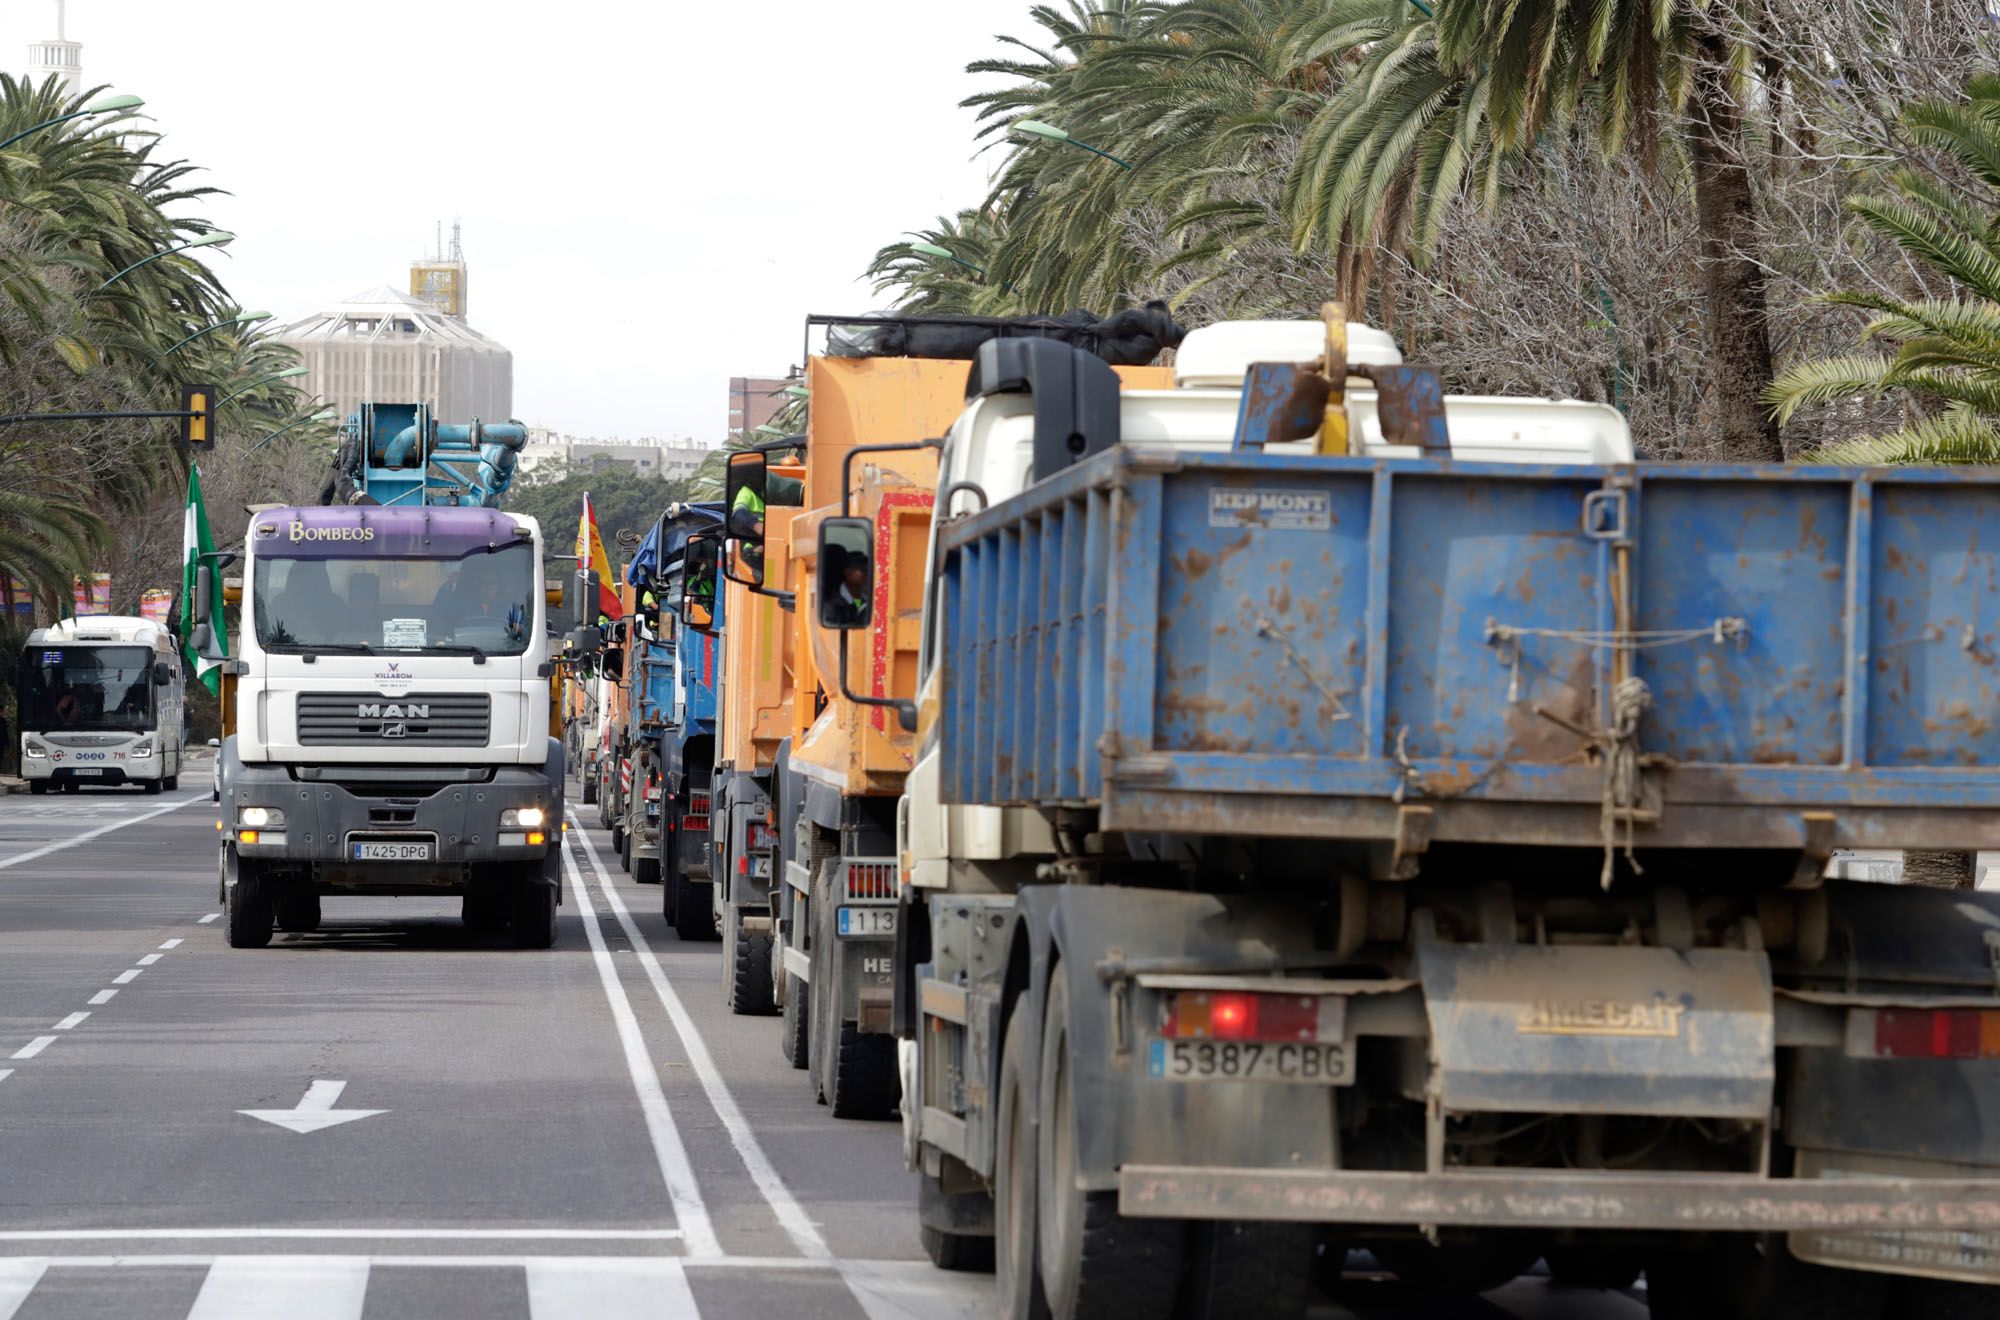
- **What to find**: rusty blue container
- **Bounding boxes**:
[937,448,2000,854]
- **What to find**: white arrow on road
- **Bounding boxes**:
[239,1079,386,1134]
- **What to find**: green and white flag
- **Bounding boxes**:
[179,464,226,694]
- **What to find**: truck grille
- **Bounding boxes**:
[296,693,491,746]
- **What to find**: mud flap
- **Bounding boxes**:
[1415,941,1773,1118]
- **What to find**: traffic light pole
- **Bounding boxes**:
[0,383,218,449]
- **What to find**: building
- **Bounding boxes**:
[410,222,468,319]
[517,431,711,481]
[26,0,82,95]
[272,285,513,426]
[728,375,799,439]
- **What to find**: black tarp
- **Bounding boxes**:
[823,301,1184,367]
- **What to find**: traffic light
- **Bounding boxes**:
[181,383,216,452]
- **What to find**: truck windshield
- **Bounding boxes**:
[252,542,535,655]
[20,645,154,734]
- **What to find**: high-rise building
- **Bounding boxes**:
[27,0,82,95]
[272,285,514,426]
[728,375,798,439]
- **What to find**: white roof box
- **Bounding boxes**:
[1175,319,1402,388]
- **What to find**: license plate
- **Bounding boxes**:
[1148,1039,1351,1085]
[837,906,896,937]
[352,840,433,862]
[72,768,104,776]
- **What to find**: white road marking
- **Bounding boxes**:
[113,970,140,984]
[159,939,183,949]
[562,843,719,1259]
[88,989,117,1005]
[572,818,832,1263]
[0,795,198,872]
[187,1255,369,1320]
[0,1259,45,1320]
[198,913,220,924]
[137,953,162,966]
[52,1013,87,1031]
[10,1037,55,1061]
[832,1259,996,1320]
[525,1257,699,1319]
[0,1070,11,1084]
[0,1228,682,1243]
[239,1079,387,1135]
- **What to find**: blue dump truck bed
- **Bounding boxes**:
[940,448,2000,856]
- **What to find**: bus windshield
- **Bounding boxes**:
[20,645,155,734]
[252,542,535,655]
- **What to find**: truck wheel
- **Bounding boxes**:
[635,844,660,885]
[1705,1235,1889,1320]
[28,781,47,796]
[142,779,163,795]
[728,912,776,1015]
[162,775,179,791]
[581,775,597,806]
[511,878,558,950]
[673,875,718,941]
[994,1003,1046,1320]
[1180,1221,1312,1319]
[920,1165,996,1273]
[1038,974,1184,1320]
[273,887,320,934]
[781,968,811,1069]
[616,825,631,872]
[225,853,273,949]
[811,882,899,1119]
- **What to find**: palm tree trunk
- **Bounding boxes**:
[1688,30,1782,464]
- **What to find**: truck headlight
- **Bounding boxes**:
[502,807,546,829]
[240,806,286,828]
[22,738,45,759]
[131,739,154,757]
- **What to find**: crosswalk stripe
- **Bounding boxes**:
[0,1259,45,1320]
[186,1255,370,1320]
[526,1257,697,1318]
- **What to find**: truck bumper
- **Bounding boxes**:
[222,741,564,891]
[1117,1166,2000,1232]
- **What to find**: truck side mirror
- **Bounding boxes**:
[724,450,768,588]
[194,565,214,627]
[602,646,625,682]
[681,533,719,632]
[572,569,599,632]
[817,517,875,631]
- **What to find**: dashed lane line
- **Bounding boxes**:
[0,794,200,872]
[571,816,832,1263]
[137,954,162,966]
[160,939,183,949]
[87,990,116,1006]
[52,1013,87,1031]
[10,1038,54,1061]
[113,969,140,984]
[561,841,720,1259]
[198,913,219,924]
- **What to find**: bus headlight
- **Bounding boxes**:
[501,807,546,829]
[240,806,286,828]
[131,739,154,757]
[22,738,45,759]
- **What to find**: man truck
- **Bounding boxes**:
[197,402,573,950]
[819,318,2000,1317]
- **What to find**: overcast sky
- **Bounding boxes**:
[0,0,1031,441]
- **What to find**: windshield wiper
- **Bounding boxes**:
[417,644,487,665]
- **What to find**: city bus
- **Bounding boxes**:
[16,616,186,794]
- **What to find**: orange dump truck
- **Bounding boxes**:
[701,312,1181,1124]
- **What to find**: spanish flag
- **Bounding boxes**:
[576,494,623,621]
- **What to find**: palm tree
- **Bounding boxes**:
[1415,3,1779,461]
[1766,72,2000,466]
[866,210,1008,316]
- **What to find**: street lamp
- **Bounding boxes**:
[1012,119,1133,170]
[0,93,145,152]
[911,241,987,275]
[245,408,338,456]
[215,365,308,410]
[161,310,273,358]
[94,230,234,293]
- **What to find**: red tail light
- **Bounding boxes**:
[1858,1008,2000,1060]
[845,862,896,901]
[1161,992,1336,1043]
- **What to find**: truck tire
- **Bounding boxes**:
[1704,1236,1889,1320]
[920,1165,996,1273]
[511,876,558,950]
[812,876,899,1119]
[142,779,163,795]
[727,912,776,1015]
[673,871,718,941]
[273,887,320,934]
[581,773,596,805]
[635,842,661,886]
[994,1003,1045,1320]
[1180,1222,1312,1319]
[463,889,509,933]
[163,775,178,791]
[225,852,273,949]
[616,825,631,872]
[28,781,47,796]
[1038,974,1184,1320]
[781,968,811,1069]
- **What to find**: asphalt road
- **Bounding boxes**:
[0,773,1648,1319]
